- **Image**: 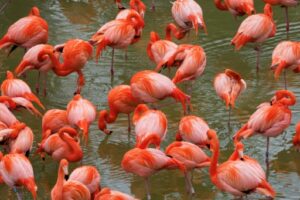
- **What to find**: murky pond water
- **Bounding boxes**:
[0,0,300,199]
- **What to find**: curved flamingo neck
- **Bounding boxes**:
[59,132,82,161]
[209,138,220,185]
[165,23,186,41]
[150,31,160,43]
[275,90,296,106]
[264,4,273,18]
[126,13,144,28]
[133,104,149,122]
[38,49,65,75]
[53,163,65,199]
[58,127,78,138]
[130,0,146,14]
[214,0,228,11]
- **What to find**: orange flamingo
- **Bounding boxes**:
[66,94,96,141]
[133,104,167,149]
[208,129,276,198]
[1,71,44,110]
[270,41,300,88]
[234,90,296,161]
[98,85,140,134]
[116,0,146,19]
[171,0,207,35]
[0,6,48,55]
[263,0,298,34]
[231,3,276,71]
[293,122,300,150]
[94,187,137,200]
[69,166,101,198]
[214,0,255,17]
[121,148,186,200]
[214,69,246,124]
[115,0,155,11]
[90,12,144,76]
[15,44,57,95]
[38,39,93,94]
[165,141,210,194]
[36,127,83,162]
[176,115,210,148]
[130,70,190,113]
[0,152,37,199]
[51,159,91,200]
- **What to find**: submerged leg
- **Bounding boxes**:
[265,137,270,180]
[43,72,47,96]
[254,45,261,73]
[144,177,151,200]
[111,48,115,77]
[284,6,289,37]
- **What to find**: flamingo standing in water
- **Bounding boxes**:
[36,127,83,162]
[176,115,210,148]
[121,148,186,200]
[37,39,93,94]
[0,152,37,200]
[171,0,207,35]
[90,12,144,76]
[133,104,167,149]
[234,90,296,161]
[98,85,140,135]
[263,0,298,34]
[94,187,137,199]
[207,129,276,198]
[66,94,96,141]
[231,3,276,72]
[0,6,48,55]
[15,44,57,95]
[270,41,300,89]
[293,122,300,150]
[51,159,91,200]
[214,0,255,17]
[1,71,44,110]
[165,141,210,194]
[130,70,190,114]
[214,69,246,125]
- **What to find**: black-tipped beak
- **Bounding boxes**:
[64,174,69,180]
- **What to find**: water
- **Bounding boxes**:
[0,0,300,199]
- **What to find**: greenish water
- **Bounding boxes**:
[0,0,300,199]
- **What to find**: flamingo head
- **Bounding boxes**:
[235,142,245,160]
[6,71,14,79]
[29,6,40,16]
[59,159,69,180]
[264,4,273,18]
[273,90,296,106]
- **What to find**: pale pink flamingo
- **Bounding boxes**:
[66,94,96,141]
[130,70,190,114]
[214,0,255,17]
[121,148,186,200]
[0,152,37,199]
[7,125,33,156]
[231,3,276,71]
[133,104,167,149]
[208,129,276,198]
[94,187,137,200]
[11,97,42,117]
[165,141,210,194]
[176,115,210,148]
[0,100,18,127]
[98,85,140,134]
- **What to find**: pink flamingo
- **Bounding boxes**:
[130,70,190,114]
[0,6,48,55]
[116,0,146,19]
[7,125,33,156]
[214,0,255,17]
[121,147,186,200]
[66,94,96,141]
[231,3,276,71]
[165,141,210,194]
[293,122,300,150]
[176,115,210,148]
[11,97,42,117]
[133,104,167,149]
[208,129,276,198]
[98,85,140,134]
[0,152,37,199]
[94,187,137,200]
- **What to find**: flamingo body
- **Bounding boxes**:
[94,187,137,200]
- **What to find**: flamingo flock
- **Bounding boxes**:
[0,0,299,199]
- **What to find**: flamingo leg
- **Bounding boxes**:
[13,187,22,200]
[111,48,115,77]
[265,137,270,180]
[151,0,155,11]
[35,71,40,94]
[127,114,131,133]
[184,174,190,193]
[228,106,232,127]
[187,171,195,194]
[254,45,261,73]
[144,177,151,200]
[76,70,85,94]
[43,72,47,96]
[124,48,128,61]
[284,6,289,36]
[283,69,287,90]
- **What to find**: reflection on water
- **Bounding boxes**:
[0,0,300,199]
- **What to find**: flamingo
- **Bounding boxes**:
[214,69,246,125]
[115,0,155,11]
[231,3,276,72]
[293,122,300,150]
[0,100,18,127]
[36,127,83,162]
[11,97,42,117]
[175,115,210,148]
[121,148,186,200]
[1,71,44,110]
[42,109,70,139]
[51,159,91,200]
[0,6,48,55]
[208,129,276,198]
[165,141,210,194]
[0,152,37,199]
[37,39,93,94]
[94,187,137,200]
[133,104,167,149]
[234,90,296,162]
[171,0,207,35]
[263,0,298,34]
[66,94,96,141]
[116,0,146,19]
[90,12,144,76]
[270,41,300,89]
[130,70,190,114]
[14,44,57,95]
[69,166,101,198]
[98,85,140,135]
[214,0,255,17]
